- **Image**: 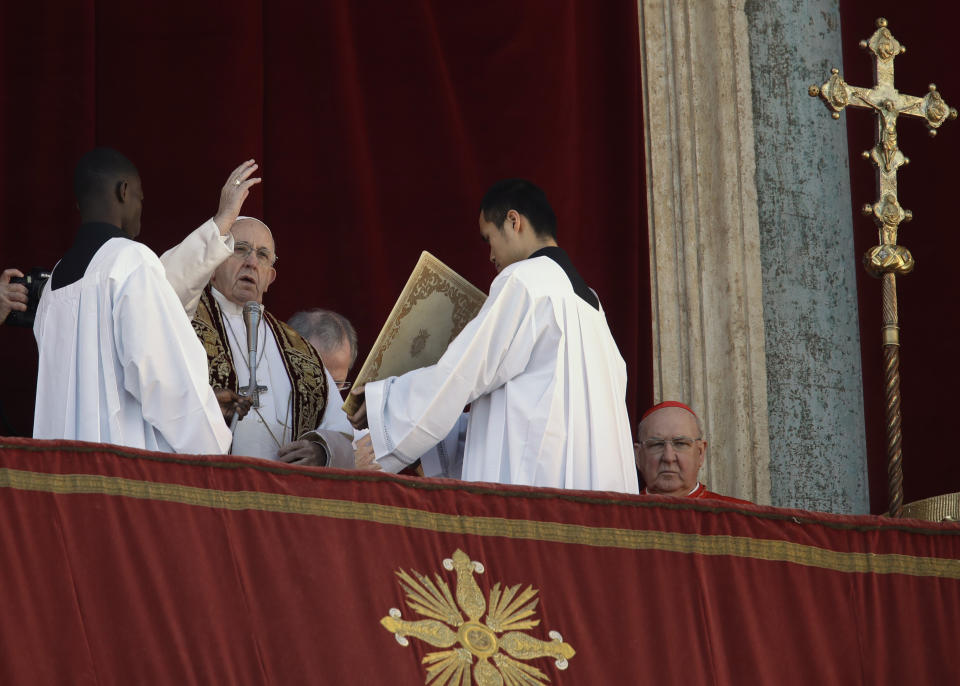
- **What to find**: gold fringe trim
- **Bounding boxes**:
[2,467,958,579]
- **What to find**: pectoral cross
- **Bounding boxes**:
[239,382,268,408]
[809,18,956,517]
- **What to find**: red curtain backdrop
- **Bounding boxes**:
[1,437,959,684]
[0,1,652,437]
[838,3,960,510]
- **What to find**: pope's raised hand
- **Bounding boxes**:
[213,159,261,235]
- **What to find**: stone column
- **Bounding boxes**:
[638,0,771,504]
[744,0,869,513]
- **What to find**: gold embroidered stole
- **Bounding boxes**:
[193,289,238,392]
[193,288,328,439]
[263,312,329,439]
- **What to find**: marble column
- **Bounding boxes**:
[744,0,869,513]
[638,0,771,504]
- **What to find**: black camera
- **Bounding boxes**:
[6,267,52,328]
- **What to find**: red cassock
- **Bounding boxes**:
[689,482,753,506]
[643,482,753,506]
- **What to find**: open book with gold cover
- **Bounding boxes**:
[342,251,486,415]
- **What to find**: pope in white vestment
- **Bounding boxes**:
[160,217,355,464]
[33,232,232,454]
[203,286,353,460]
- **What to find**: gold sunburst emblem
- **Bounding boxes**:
[380,549,576,685]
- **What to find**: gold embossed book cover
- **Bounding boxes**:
[342,251,486,415]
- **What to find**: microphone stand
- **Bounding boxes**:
[230,300,262,432]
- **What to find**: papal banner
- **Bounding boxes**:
[0,437,957,684]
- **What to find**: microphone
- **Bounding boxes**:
[230,300,263,433]
[242,300,262,408]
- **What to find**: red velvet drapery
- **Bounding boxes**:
[1,437,958,684]
[0,0,651,436]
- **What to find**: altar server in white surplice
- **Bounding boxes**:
[349,179,639,494]
[33,148,233,454]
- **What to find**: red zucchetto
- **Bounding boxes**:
[641,401,698,421]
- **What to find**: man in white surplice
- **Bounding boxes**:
[33,148,232,454]
[349,179,638,493]
[160,209,361,468]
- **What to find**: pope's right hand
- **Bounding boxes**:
[215,387,253,422]
[213,160,261,235]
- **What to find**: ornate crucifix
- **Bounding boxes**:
[809,18,956,517]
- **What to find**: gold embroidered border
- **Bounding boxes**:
[2,467,958,580]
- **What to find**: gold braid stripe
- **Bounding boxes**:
[1,467,958,580]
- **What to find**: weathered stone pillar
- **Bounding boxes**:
[744,0,869,513]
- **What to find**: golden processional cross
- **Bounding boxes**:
[809,18,956,517]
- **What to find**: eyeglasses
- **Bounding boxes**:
[641,436,702,455]
[336,380,352,392]
[234,241,277,266]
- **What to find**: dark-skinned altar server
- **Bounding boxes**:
[33,148,231,454]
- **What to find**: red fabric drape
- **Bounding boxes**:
[0,1,652,436]
[1,437,959,684]
[838,4,960,509]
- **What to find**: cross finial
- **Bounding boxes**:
[809,18,956,274]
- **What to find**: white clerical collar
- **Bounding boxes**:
[211,287,264,317]
[643,482,702,496]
